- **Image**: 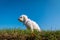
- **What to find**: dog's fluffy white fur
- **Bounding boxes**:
[18,15,41,32]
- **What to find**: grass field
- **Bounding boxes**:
[0,28,60,40]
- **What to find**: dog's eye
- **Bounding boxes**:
[20,17,22,18]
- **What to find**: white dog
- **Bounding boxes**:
[18,15,41,32]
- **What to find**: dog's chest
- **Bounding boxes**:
[24,20,32,29]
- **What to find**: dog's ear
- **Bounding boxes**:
[23,16,26,21]
[23,16,28,21]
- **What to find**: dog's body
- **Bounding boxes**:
[18,15,41,32]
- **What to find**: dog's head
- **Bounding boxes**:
[18,15,28,22]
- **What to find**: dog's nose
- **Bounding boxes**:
[18,19,20,20]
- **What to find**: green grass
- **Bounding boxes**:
[0,28,60,40]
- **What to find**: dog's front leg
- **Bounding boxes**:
[30,25,33,32]
[26,21,33,32]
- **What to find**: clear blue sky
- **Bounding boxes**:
[0,0,60,30]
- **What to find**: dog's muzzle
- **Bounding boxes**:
[18,18,23,22]
[18,19,20,21]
